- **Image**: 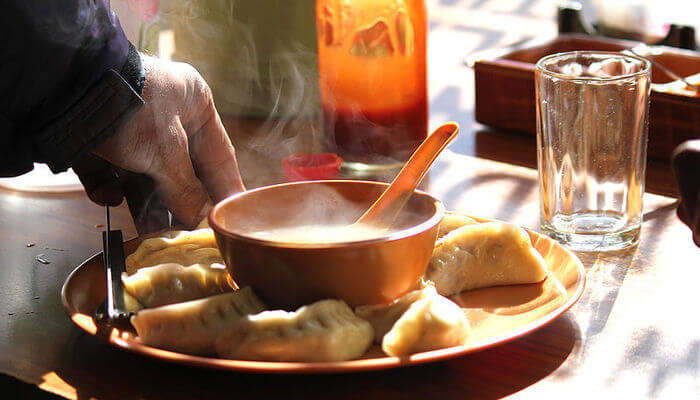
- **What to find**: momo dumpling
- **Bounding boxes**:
[122,263,234,309]
[130,287,265,355]
[126,228,223,275]
[215,300,373,362]
[129,228,218,259]
[355,288,428,342]
[122,291,142,312]
[426,222,548,296]
[216,300,373,362]
[132,246,224,275]
[382,285,469,357]
[438,213,479,239]
[126,228,221,274]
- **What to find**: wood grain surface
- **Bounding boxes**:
[1,1,697,398]
[1,151,698,399]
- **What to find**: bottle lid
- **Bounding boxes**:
[282,153,343,181]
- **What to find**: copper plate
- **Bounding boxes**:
[61,214,585,374]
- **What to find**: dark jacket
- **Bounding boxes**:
[0,1,144,177]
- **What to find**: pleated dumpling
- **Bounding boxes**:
[426,221,548,296]
[126,228,223,275]
[382,285,469,357]
[215,300,373,362]
[130,287,265,355]
[122,263,234,309]
[355,288,427,342]
[438,213,479,239]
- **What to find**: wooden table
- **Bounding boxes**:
[1,151,698,399]
[1,1,698,398]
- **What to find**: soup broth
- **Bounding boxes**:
[250,224,388,244]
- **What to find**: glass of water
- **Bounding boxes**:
[535,51,651,251]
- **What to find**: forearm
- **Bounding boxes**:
[0,1,144,176]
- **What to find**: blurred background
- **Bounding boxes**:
[2,0,697,193]
[81,1,700,187]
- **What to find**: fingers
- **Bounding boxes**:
[188,104,246,203]
[72,154,124,206]
[116,170,173,235]
[150,118,213,228]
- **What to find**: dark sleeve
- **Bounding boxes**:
[0,1,145,177]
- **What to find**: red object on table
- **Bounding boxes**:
[282,153,343,181]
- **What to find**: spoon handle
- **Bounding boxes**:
[625,48,699,94]
[357,122,459,227]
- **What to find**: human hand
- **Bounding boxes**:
[90,55,245,227]
[672,140,700,247]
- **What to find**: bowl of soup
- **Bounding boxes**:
[209,180,444,309]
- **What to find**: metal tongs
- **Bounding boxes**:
[91,169,170,320]
[98,206,134,320]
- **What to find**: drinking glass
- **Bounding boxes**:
[316,0,427,170]
[535,51,651,251]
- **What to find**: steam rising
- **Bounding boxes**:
[165,0,325,187]
[250,43,328,156]
[124,1,414,230]
[223,183,431,239]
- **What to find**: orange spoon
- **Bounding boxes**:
[356,122,459,228]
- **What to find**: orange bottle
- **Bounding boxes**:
[316,0,427,167]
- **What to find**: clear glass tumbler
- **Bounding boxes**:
[535,51,651,251]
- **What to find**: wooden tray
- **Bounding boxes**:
[473,34,700,162]
[61,215,585,374]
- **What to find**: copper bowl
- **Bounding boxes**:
[209,180,444,309]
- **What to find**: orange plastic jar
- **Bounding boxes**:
[316,0,428,167]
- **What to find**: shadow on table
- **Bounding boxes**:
[51,314,580,400]
[571,247,638,347]
[440,169,536,225]
[607,328,699,397]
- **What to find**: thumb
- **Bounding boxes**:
[72,154,124,206]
